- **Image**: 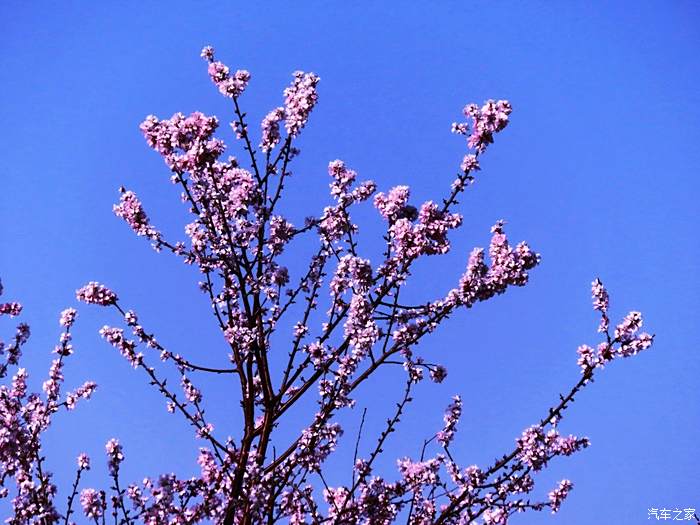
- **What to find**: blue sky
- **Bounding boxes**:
[1,2,698,523]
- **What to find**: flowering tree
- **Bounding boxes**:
[0,47,656,525]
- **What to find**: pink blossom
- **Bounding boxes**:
[614,310,643,341]
[483,506,508,524]
[59,308,77,328]
[105,438,124,476]
[65,381,97,410]
[100,326,142,367]
[205,52,251,99]
[374,186,413,222]
[77,453,90,470]
[429,364,448,383]
[576,344,598,371]
[0,302,22,317]
[516,426,589,471]
[113,189,159,239]
[397,457,441,487]
[330,254,373,296]
[200,45,214,61]
[80,488,105,518]
[76,282,117,306]
[328,159,356,199]
[260,107,285,152]
[460,154,480,173]
[268,216,295,255]
[181,376,202,403]
[437,395,462,447]
[284,71,320,136]
[462,99,512,153]
[548,479,574,513]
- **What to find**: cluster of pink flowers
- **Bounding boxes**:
[548,479,574,513]
[0,302,22,317]
[460,153,480,174]
[437,395,462,447]
[77,453,90,470]
[374,185,413,222]
[329,254,373,297]
[576,279,654,373]
[453,99,513,153]
[201,46,251,99]
[113,189,159,239]
[260,107,285,152]
[326,160,376,206]
[76,281,117,306]
[385,200,462,262]
[58,307,77,328]
[99,326,143,367]
[317,161,376,244]
[139,111,221,173]
[283,70,320,136]
[591,277,610,332]
[105,438,124,476]
[65,381,97,410]
[267,216,295,255]
[79,488,105,518]
[442,221,540,310]
[181,375,203,404]
[516,425,590,471]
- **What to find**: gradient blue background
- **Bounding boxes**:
[1,2,698,523]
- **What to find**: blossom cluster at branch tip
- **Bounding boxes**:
[374,186,415,222]
[140,111,221,174]
[59,308,77,328]
[576,282,654,372]
[398,457,441,487]
[283,70,320,136]
[437,395,462,447]
[80,488,105,518]
[591,277,610,332]
[549,479,574,513]
[443,220,539,310]
[260,107,285,152]
[76,282,117,306]
[105,438,124,476]
[200,45,251,98]
[328,161,376,205]
[65,381,97,410]
[429,364,448,383]
[318,160,376,242]
[77,453,90,470]
[113,189,159,239]
[453,99,513,153]
[0,302,22,317]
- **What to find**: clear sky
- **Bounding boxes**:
[1,2,698,523]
